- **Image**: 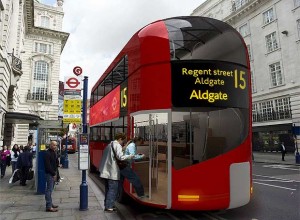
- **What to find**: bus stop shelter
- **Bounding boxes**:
[36,120,63,194]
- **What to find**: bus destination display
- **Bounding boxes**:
[171,61,249,108]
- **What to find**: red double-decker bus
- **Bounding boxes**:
[89,16,252,210]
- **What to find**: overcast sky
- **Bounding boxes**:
[41,0,206,95]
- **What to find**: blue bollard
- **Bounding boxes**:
[37,151,46,194]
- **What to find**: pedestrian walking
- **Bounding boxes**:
[44,141,59,212]
[98,133,132,213]
[281,142,286,161]
[10,144,19,173]
[1,145,11,178]
[32,143,37,158]
[55,147,63,185]
[16,146,33,186]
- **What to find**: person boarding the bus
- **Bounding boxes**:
[44,141,59,212]
[121,137,147,199]
[98,133,133,213]
[281,142,286,161]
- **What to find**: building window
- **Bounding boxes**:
[265,32,278,53]
[247,44,252,60]
[32,87,48,101]
[35,42,52,54]
[274,97,291,119]
[239,23,249,37]
[41,16,50,28]
[295,0,300,7]
[251,71,256,93]
[269,62,283,87]
[252,103,258,122]
[297,19,300,38]
[232,0,249,11]
[252,97,291,122]
[263,8,274,25]
[30,61,50,101]
[259,101,273,121]
[34,61,49,81]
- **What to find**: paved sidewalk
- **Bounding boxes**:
[0,153,122,220]
[1,151,298,220]
[253,151,300,165]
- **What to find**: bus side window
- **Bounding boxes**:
[205,137,226,159]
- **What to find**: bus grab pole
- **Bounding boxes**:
[80,76,88,210]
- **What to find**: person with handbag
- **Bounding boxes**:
[10,144,19,173]
[98,133,133,213]
[1,145,11,178]
[16,146,33,186]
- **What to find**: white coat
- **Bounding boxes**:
[98,140,131,181]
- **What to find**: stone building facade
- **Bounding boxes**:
[0,0,69,146]
[192,0,300,152]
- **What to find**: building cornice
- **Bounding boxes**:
[224,0,265,24]
[24,0,69,52]
[35,3,64,15]
[192,0,225,16]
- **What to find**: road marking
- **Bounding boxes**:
[253,179,294,183]
[262,164,300,171]
[253,181,297,191]
[253,174,300,183]
[182,214,198,220]
[203,212,228,220]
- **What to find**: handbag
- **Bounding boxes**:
[111,143,128,170]
[27,169,34,180]
[9,169,21,184]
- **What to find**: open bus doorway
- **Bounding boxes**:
[131,112,169,206]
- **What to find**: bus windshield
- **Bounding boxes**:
[164,16,248,66]
[172,107,249,169]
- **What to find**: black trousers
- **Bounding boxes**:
[56,168,60,182]
[281,150,286,161]
[20,166,30,185]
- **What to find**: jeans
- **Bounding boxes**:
[0,160,7,177]
[120,165,144,197]
[45,173,54,209]
[104,179,119,209]
[11,161,17,173]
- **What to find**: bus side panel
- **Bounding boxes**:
[90,141,107,170]
[171,138,251,210]
[127,21,171,113]
[128,63,172,113]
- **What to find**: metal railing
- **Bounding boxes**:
[252,110,292,122]
[27,91,52,102]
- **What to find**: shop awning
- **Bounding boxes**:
[5,112,43,125]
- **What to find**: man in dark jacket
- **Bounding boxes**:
[17,146,33,186]
[44,141,59,212]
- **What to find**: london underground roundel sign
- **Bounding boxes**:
[64,76,81,90]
